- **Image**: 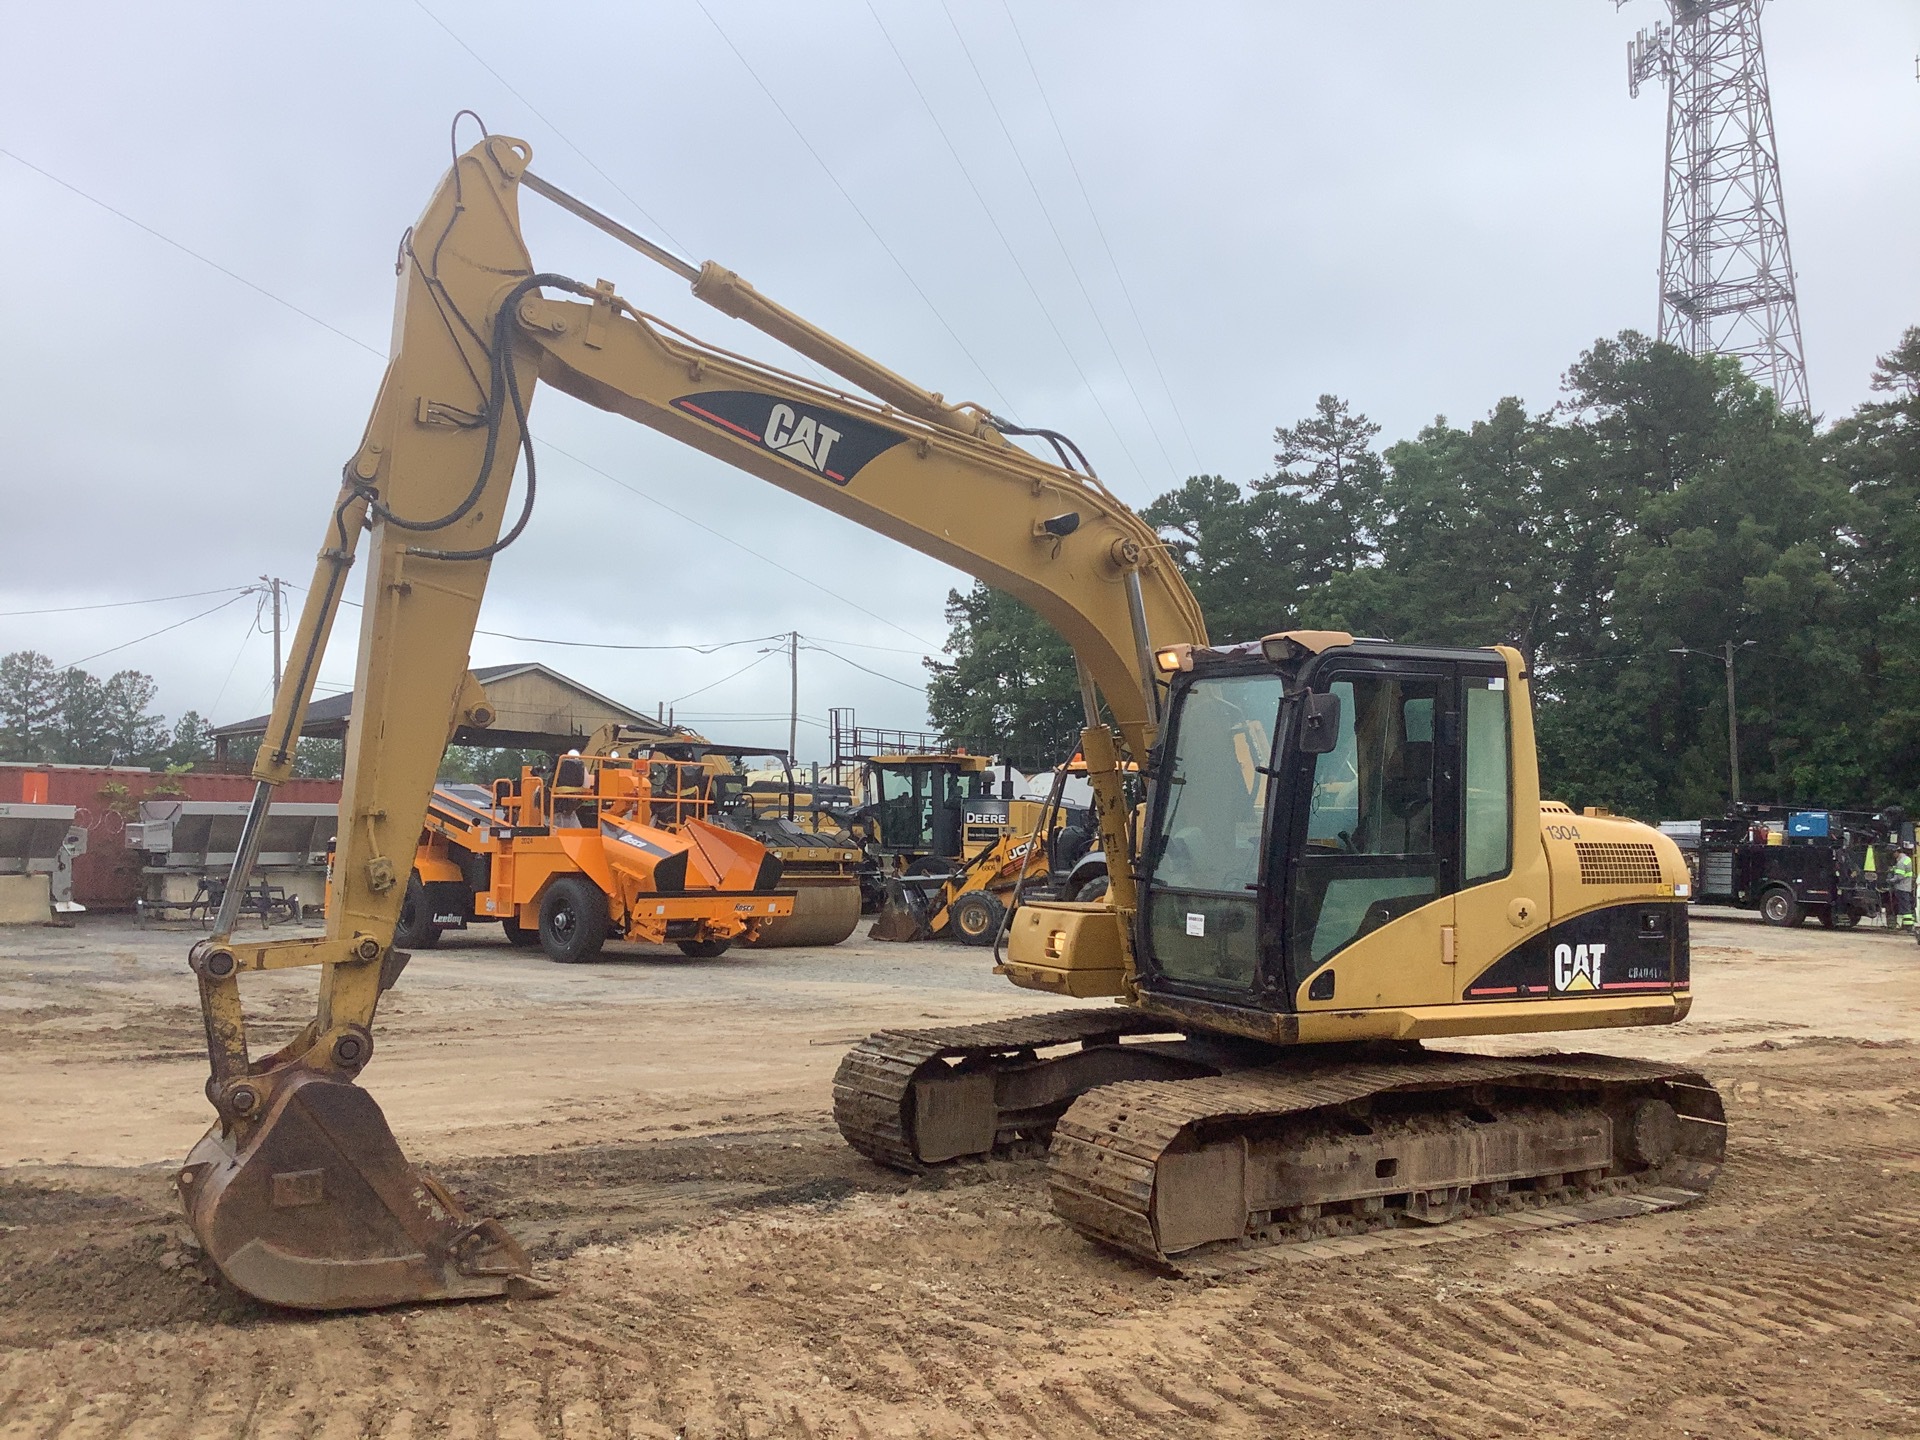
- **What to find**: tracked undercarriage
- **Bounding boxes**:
[834,1010,1725,1269]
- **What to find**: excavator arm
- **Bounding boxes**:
[180,131,1205,1309]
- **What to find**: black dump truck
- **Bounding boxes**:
[1662,805,1907,928]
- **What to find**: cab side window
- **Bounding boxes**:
[1463,677,1511,885]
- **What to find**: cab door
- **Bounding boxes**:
[1448,659,1549,996]
[1284,664,1459,1009]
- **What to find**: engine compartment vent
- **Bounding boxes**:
[1574,841,1664,887]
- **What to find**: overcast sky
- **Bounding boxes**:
[2,1,1914,762]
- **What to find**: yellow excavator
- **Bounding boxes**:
[179,126,1722,1310]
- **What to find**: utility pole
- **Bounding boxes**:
[1625,0,1809,413]
[1722,638,1741,805]
[1671,640,1756,803]
[270,578,283,700]
[259,575,284,699]
[788,630,800,769]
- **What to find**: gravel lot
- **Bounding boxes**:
[2,910,1917,1438]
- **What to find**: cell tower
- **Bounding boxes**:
[1626,0,1809,412]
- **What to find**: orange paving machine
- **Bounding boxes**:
[398,750,792,962]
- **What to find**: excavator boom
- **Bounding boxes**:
[180,132,1201,1308]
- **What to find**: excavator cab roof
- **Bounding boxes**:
[1157,633,1513,681]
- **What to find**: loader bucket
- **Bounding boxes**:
[178,1070,543,1311]
[868,876,933,942]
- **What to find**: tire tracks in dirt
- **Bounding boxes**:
[3,1045,1918,1439]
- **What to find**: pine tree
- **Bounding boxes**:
[0,652,59,761]
[923,585,1082,770]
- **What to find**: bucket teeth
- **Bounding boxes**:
[179,1070,541,1311]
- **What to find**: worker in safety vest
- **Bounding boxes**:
[1895,846,1916,930]
[1863,843,1891,925]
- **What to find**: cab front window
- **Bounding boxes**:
[1145,672,1284,990]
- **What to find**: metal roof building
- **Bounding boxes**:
[210,662,675,757]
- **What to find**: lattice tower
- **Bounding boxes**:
[1627,0,1809,412]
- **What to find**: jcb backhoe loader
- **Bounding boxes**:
[178,127,1720,1310]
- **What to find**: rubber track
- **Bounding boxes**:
[1049,1051,1726,1269]
[832,1007,1174,1170]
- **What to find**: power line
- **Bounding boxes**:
[690,0,1016,418]
[864,2,1149,489]
[411,1,690,255]
[801,640,927,693]
[0,148,385,359]
[474,626,781,654]
[681,712,832,728]
[0,585,251,619]
[411,5,844,400]
[533,440,939,647]
[57,592,252,671]
[998,1,1203,471]
[802,634,930,656]
[206,607,261,722]
[6,146,940,651]
[677,712,832,732]
[666,647,782,705]
[294,581,929,660]
[932,1,1176,486]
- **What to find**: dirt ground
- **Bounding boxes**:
[2,910,1918,1439]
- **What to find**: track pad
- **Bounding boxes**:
[179,1071,543,1310]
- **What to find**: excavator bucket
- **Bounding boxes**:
[869,876,934,942]
[178,1070,544,1311]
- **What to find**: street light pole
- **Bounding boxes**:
[1670,640,1757,805]
[1723,638,1740,805]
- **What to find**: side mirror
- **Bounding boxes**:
[1299,691,1343,755]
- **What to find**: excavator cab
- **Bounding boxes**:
[1136,640,1498,1006]
[1120,635,1683,1038]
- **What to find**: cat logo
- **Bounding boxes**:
[1552,941,1607,992]
[672,390,906,487]
[763,404,842,476]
